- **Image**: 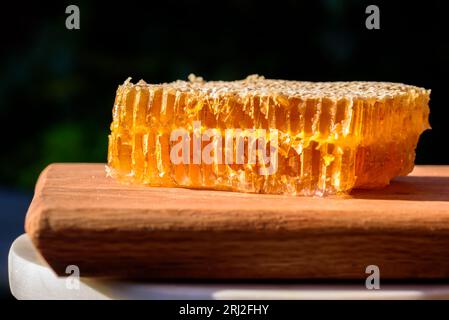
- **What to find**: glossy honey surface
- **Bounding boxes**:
[107,75,430,195]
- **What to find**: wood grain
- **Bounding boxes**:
[25,163,449,279]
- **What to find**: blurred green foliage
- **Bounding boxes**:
[0,0,447,190]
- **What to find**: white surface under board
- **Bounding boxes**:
[8,234,449,300]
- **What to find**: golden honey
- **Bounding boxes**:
[107,75,430,196]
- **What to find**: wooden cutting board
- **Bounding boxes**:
[25,163,449,279]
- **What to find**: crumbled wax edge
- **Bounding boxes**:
[126,74,431,102]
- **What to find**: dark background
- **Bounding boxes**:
[0,0,448,299]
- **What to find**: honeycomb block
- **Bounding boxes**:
[107,75,430,196]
